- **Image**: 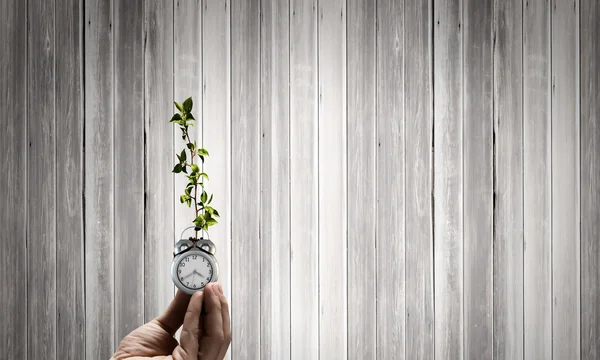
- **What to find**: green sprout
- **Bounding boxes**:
[170,96,219,233]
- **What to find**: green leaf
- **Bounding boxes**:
[182,134,187,140]
[191,163,200,173]
[205,218,218,226]
[170,113,183,122]
[199,155,205,163]
[172,164,182,173]
[183,97,193,112]
[199,172,209,181]
[204,206,214,214]
[180,195,187,203]
[186,199,192,207]
[212,209,220,217]
[200,191,208,203]
[187,142,195,151]
[174,101,183,112]
[197,148,209,157]
[207,194,213,204]
[187,112,195,120]
[180,149,186,162]
[193,215,204,226]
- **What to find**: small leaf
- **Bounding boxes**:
[172,164,182,173]
[186,199,192,207]
[199,155,205,163]
[199,172,209,181]
[187,142,195,151]
[180,195,187,203]
[191,163,200,173]
[205,218,218,226]
[184,187,191,196]
[170,113,182,122]
[212,209,220,217]
[201,191,208,203]
[183,97,193,112]
[197,148,209,157]
[182,134,187,140]
[207,194,213,204]
[180,149,186,162]
[187,112,195,120]
[174,101,183,112]
[204,206,214,214]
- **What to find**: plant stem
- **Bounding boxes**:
[185,131,200,220]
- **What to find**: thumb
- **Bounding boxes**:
[155,290,192,336]
[175,290,204,359]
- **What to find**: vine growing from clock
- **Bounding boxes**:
[170,96,219,233]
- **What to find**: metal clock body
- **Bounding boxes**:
[171,227,219,294]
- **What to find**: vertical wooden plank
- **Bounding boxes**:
[231,0,261,358]
[375,0,405,359]
[174,0,202,245]
[463,0,493,358]
[433,0,463,357]
[144,0,175,322]
[260,0,291,358]
[114,0,145,343]
[28,0,57,358]
[289,0,319,358]
[551,0,580,358]
[405,0,434,358]
[493,0,524,358]
[347,0,376,358]
[85,0,114,357]
[55,0,85,357]
[0,0,27,358]
[581,0,600,358]
[318,0,347,358]
[203,0,231,358]
[523,0,552,358]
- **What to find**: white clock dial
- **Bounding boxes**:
[176,253,214,290]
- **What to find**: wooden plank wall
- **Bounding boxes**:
[1,0,599,359]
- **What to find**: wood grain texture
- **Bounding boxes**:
[493,0,524,358]
[174,0,202,245]
[28,0,57,358]
[202,1,231,358]
[523,0,552,358]
[347,0,377,358]
[375,0,405,359]
[551,0,580,358]
[581,1,600,358]
[260,0,291,358]
[463,0,493,358]
[0,0,27,358]
[289,0,319,358]
[404,0,434,358]
[55,0,85,357]
[84,0,115,357]
[114,0,145,342]
[231,0,261,358]
[143,0,175,322]
[318,0,347,358]
[433,0,463,358]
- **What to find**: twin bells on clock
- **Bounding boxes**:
[170,225,220,294]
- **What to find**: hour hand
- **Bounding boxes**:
[182,271,195,280]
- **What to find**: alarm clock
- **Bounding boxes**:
[171,226,219,294]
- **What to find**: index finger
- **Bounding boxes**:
[155,290,192,336]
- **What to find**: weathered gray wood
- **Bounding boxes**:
[0,0,27,358]
[433,0,463,358]
[463,0,493,358]
[347,0,376,358]
[84,0,114,357]
[231,0,261,358]
[202,1,231,358]
[404,0,434,358]
[523,0,552,358]
[318,0,347,358]
[28,0,57,358]
[55,0,85,357]
[289,0,319,358]
[260,0,291,358]
[114,0,145,343]
[493,0,524,359]
[581,1,600,358]
[143,0,175,322]
[551,0,580,358]
[375,0,405,359]
[174,0,202,246]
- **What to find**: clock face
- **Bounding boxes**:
[176,253,214,290]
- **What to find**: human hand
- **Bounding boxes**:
[111,283,231,360]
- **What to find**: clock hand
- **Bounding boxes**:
[182,271,195,280]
